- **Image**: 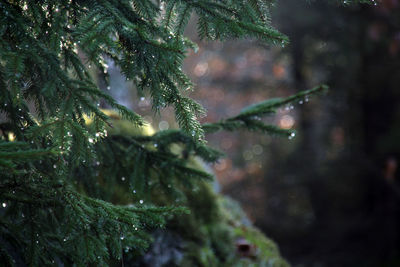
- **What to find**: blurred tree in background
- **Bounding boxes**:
[264,1,400,266]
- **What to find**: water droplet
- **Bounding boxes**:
[158,121,169,130]
[88,138,94,143]
[2,203,7,208]
[139,200,143,204]
[53,164,57,169]
[121,177,125,181]
[133,190,136,194]
[120,235,124,240]
[107,86,111,90]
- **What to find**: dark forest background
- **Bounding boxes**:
[105,1,400,266]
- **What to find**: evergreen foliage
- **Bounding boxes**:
[203,85,328,137]
[0,0,375,266]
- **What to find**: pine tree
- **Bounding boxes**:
[0,0,375,266]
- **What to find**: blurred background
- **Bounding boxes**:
[101,1,400,266]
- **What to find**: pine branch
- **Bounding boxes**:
[134,129,224,162]
[0,141,56,169]
[203,85,328,136]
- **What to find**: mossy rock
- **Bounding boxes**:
[86,110,289,266]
